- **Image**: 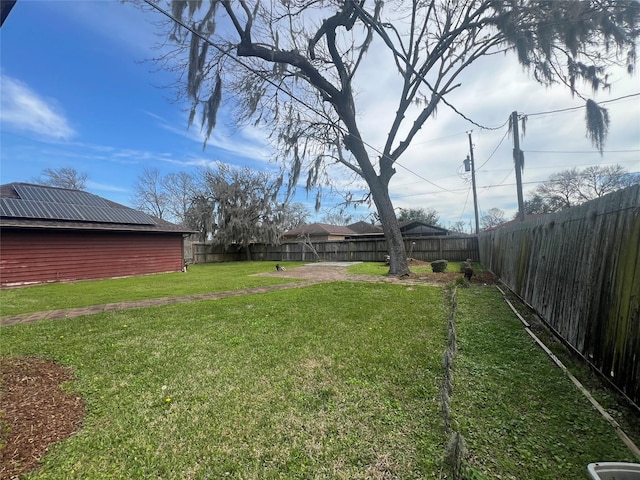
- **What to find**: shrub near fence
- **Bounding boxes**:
[191,235,479,264]
[478,184,640,406]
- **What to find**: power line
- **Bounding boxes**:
[475,128,510,171]
[524,92,640,118]
[412,131,468,146]
[525,149,640,154]
[458,185,472,221]
[394,162,453,192]
[481,158,640,172]
[143,1,638,203]
[143,0,464,194]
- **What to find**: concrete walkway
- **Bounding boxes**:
[0,280,323,327]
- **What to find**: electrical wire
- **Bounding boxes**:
[143,0,464,194]
[142,0,638,204]
[524,92,640,118]
[525,149,640,154]
[475,128,510,171]
[458,185,472,221]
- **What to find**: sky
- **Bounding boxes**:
[1,0,639,231]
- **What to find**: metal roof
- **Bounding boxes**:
[0,183,192,233]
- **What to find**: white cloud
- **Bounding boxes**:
[145,110,273,163]
[0,73,76,140]
[347,46,640,224]
[85,180,129,194]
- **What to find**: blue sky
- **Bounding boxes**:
[1,1,639,229]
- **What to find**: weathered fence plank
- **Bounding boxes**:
[479,184,640,405]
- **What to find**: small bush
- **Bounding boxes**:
[431,259,448,273]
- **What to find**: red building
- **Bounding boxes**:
[0,183,193,288]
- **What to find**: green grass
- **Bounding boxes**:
[0,262,305,317]
[451,286,637,478]
[1,270,636,479]
[2,283,448,479]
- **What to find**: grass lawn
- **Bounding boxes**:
[1,265,637,478]
[0,262,305,317]
[1,282,448,479]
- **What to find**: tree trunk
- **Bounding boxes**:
[340,116,410,276]
[369,178,410,276]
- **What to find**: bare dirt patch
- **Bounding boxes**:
[0,356,85,480]
[260,261,497,286]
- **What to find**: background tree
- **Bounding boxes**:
[163,171,198,225]
[132,169,199,224]
[397,207,440,226]
[132,168,167,219]
[319,210,368,226]
[32,167,87,190]
[525,164,637,213]
[522,194,555,216]
[201,163,286,260]
[184,194,215,242]
[449,220,471,234]
[279,202,311,233]
[481,208,506,230]
[151,0,639,275]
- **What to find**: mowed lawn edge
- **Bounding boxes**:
[1,282,449,479]
[451,286,637,479]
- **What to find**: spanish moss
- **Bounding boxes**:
[585,99,610,154]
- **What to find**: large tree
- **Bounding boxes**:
[185,193,216,241]
[200,163,286,259]
[149,0,639,275]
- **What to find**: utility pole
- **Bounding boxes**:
[511,111,525,222]
[467,132,480,235]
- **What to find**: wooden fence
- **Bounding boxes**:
[478,184,640,405]
[191,235,478,264]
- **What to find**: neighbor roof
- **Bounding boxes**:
[282,223,357,237]
[0,183,192,233]
[398,220,449,235]
[347,221,383,235]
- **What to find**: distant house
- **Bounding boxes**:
[280,223,357,243]
[0,183,194,288]
[281,220,448,243]
[399,221,448,237]
[346,221,384,236]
